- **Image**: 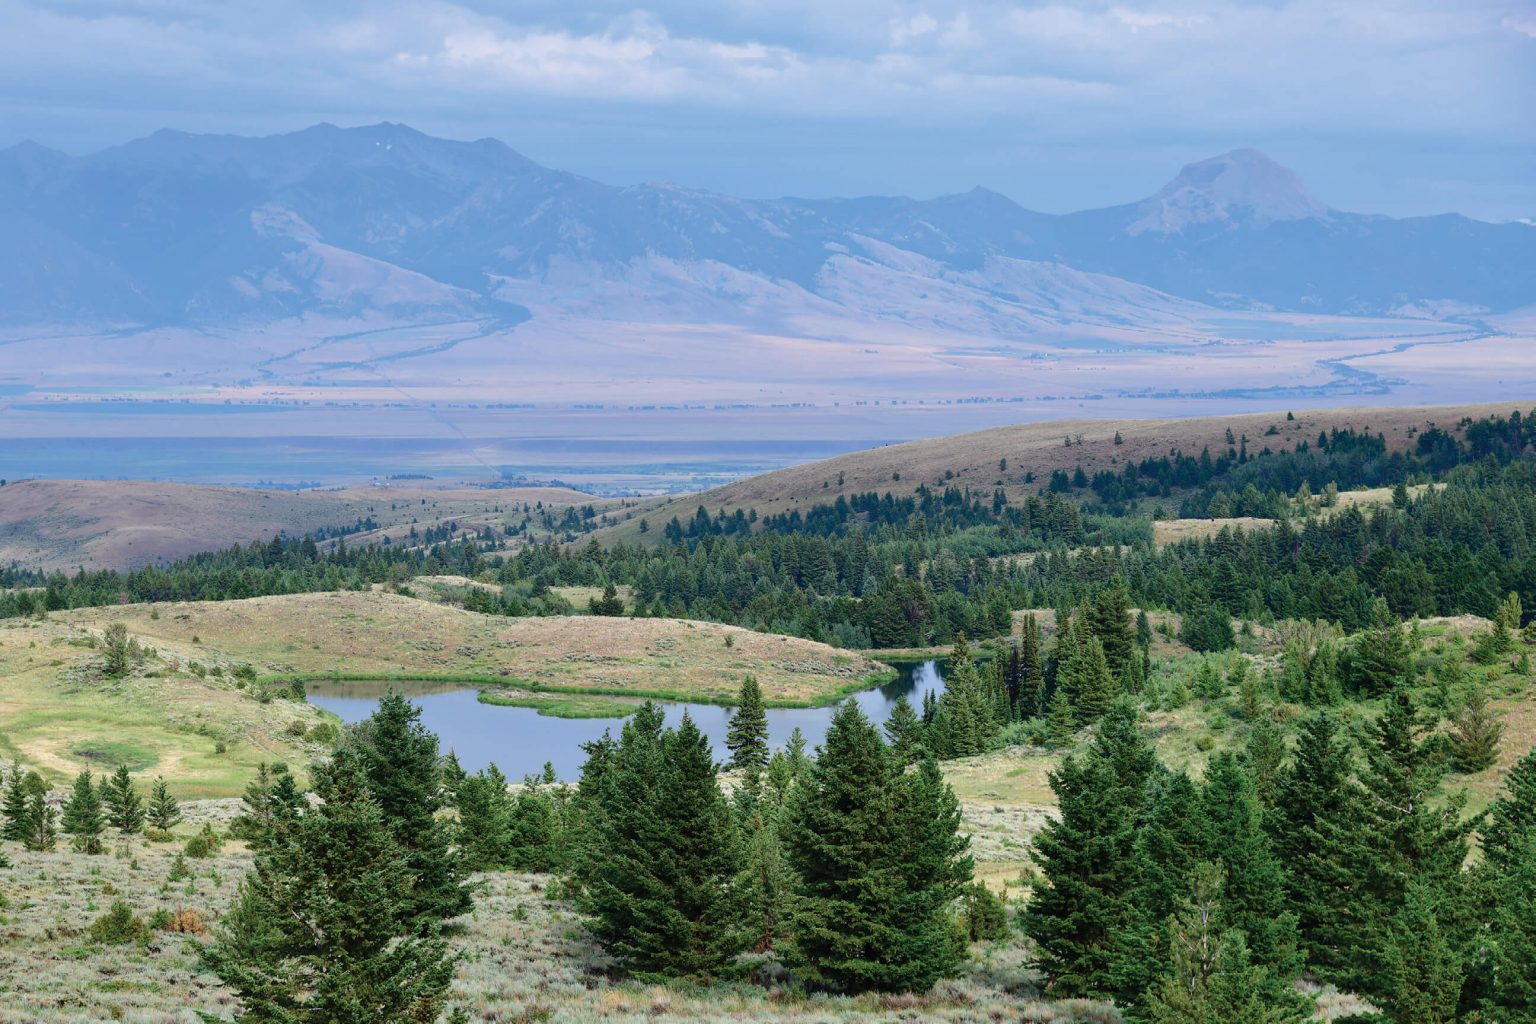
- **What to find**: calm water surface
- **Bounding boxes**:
[307,661,947,780]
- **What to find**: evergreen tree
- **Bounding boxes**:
[1018,614,1047,719]
[1072,637,1116,725]
[62,769,106,854]
[1447,685,1502,773]
[147,777,182,832]
[229,763,302,850]
[1089,579,1137,680]
[1481,745,1536,873]
[22,792,56,851]
[1,763,34,842]
[1268,711,1358,975]
[588,582,625,616]
[1480,835,1536,1023]
[726,676,770,778]
[101,765,144,834]
[507,784,564,873]
[455,763,516,871]
[581,710,747,981]
[1333,690,1475,1000]
[198,749,462,1024]
[348,692,473,928]
[1024,703,1158,999]
[1244,715,1286,807]
[736,773,793,954]
[1144,863,1311,1024]
[1197,753,1301,981]
[1046,685,1076,747]
[784,702,970,992]
[884,695,923,765]
[1377,882,1467,1024]
[1349,599,1411,695]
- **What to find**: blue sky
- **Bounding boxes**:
[2,0,1533,219]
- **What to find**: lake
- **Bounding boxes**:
[306,660,947,780]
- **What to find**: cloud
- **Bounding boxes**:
[0,0,1529,218]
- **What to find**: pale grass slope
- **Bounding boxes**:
[0,479,594,571]
[63,590,886,705]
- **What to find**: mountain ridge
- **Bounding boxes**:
[1,123,1531,326]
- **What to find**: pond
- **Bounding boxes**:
[306,660,947,780]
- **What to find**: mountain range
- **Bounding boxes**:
[1,122,1532,327]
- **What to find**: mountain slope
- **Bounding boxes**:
[0,125,1530,328]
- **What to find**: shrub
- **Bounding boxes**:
[184,824,222,859]
[960,883,1010,942]
[145,828,175,843]
[89,900,149,945]
[167,853,192,881]
[150,906,206,934]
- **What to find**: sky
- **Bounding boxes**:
[2,0,1533,220]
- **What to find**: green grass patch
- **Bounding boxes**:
[476,691,641,719]
[70,741,159,772]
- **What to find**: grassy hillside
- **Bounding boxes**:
[592,401,1528,545]
[0,479,598,571]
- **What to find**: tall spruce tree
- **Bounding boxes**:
[1018,614,1047,719]
[102,765,144,835]
[1088,579,1137,680]
[1071,637,1116,725]
[1481,745,1536,873]
[1447,685,1502,773]
[348,692,473,928]
[147,777,182,833]
[1144,863,1311,1024]
[1332,690,1475,1000]
[22,792,56,851]
[1480,835,1536,1023]
[581,710,747,981]
[884,695,923,765]
[1024,702,1159,999]
[1268,711,1361,977]
[1197,753,1301,982]
[455,763,516,871]
[726,676,771,778]
[1,763,33,842]
[62,769,106,854]
[784,701,970,992]
[198,749,462,1023]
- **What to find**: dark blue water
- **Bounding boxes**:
[307,660,946,780]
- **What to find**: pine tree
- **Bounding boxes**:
[1481,835,1536,1024]
[349,692,472,928]
[1072,637,1116,725]
[726,676,770,778]
[2,763,34,842]
[230,763,302,850]
[455,763,516,871]
[1197,753,1301,981]
[1244,715,1286,807]
[1482,745,1536,873]
[101,765,144,834]
[1088,579,1137,680]
[1144,863,1311,1024]
[1333,690,1475,1000]
[1268,711,1361,979]
[736,773,793,953]
[22,792,56,851]
[1024,703,1158,999]
[198,749,462,1023]
[884,695,923,765]
[1377,882,1467,1024]
[1350,599,1411,695]
[1447,685,1502,773]
[147,777,182,832]
[1019,614,1047,719]
[62,770,106,854]
[582,710,747,981]
[1046,685,1076,747]
[507,785,564,873]
[784,702,970,992]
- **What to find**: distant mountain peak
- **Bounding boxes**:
[1127,148,1328,236]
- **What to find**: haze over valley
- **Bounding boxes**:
[4,125,1532,489]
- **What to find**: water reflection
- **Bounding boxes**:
[307,660,946,780]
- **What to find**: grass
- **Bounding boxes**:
[476,690,644,719]
[0,618,326,799]
[62,591,890,707]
